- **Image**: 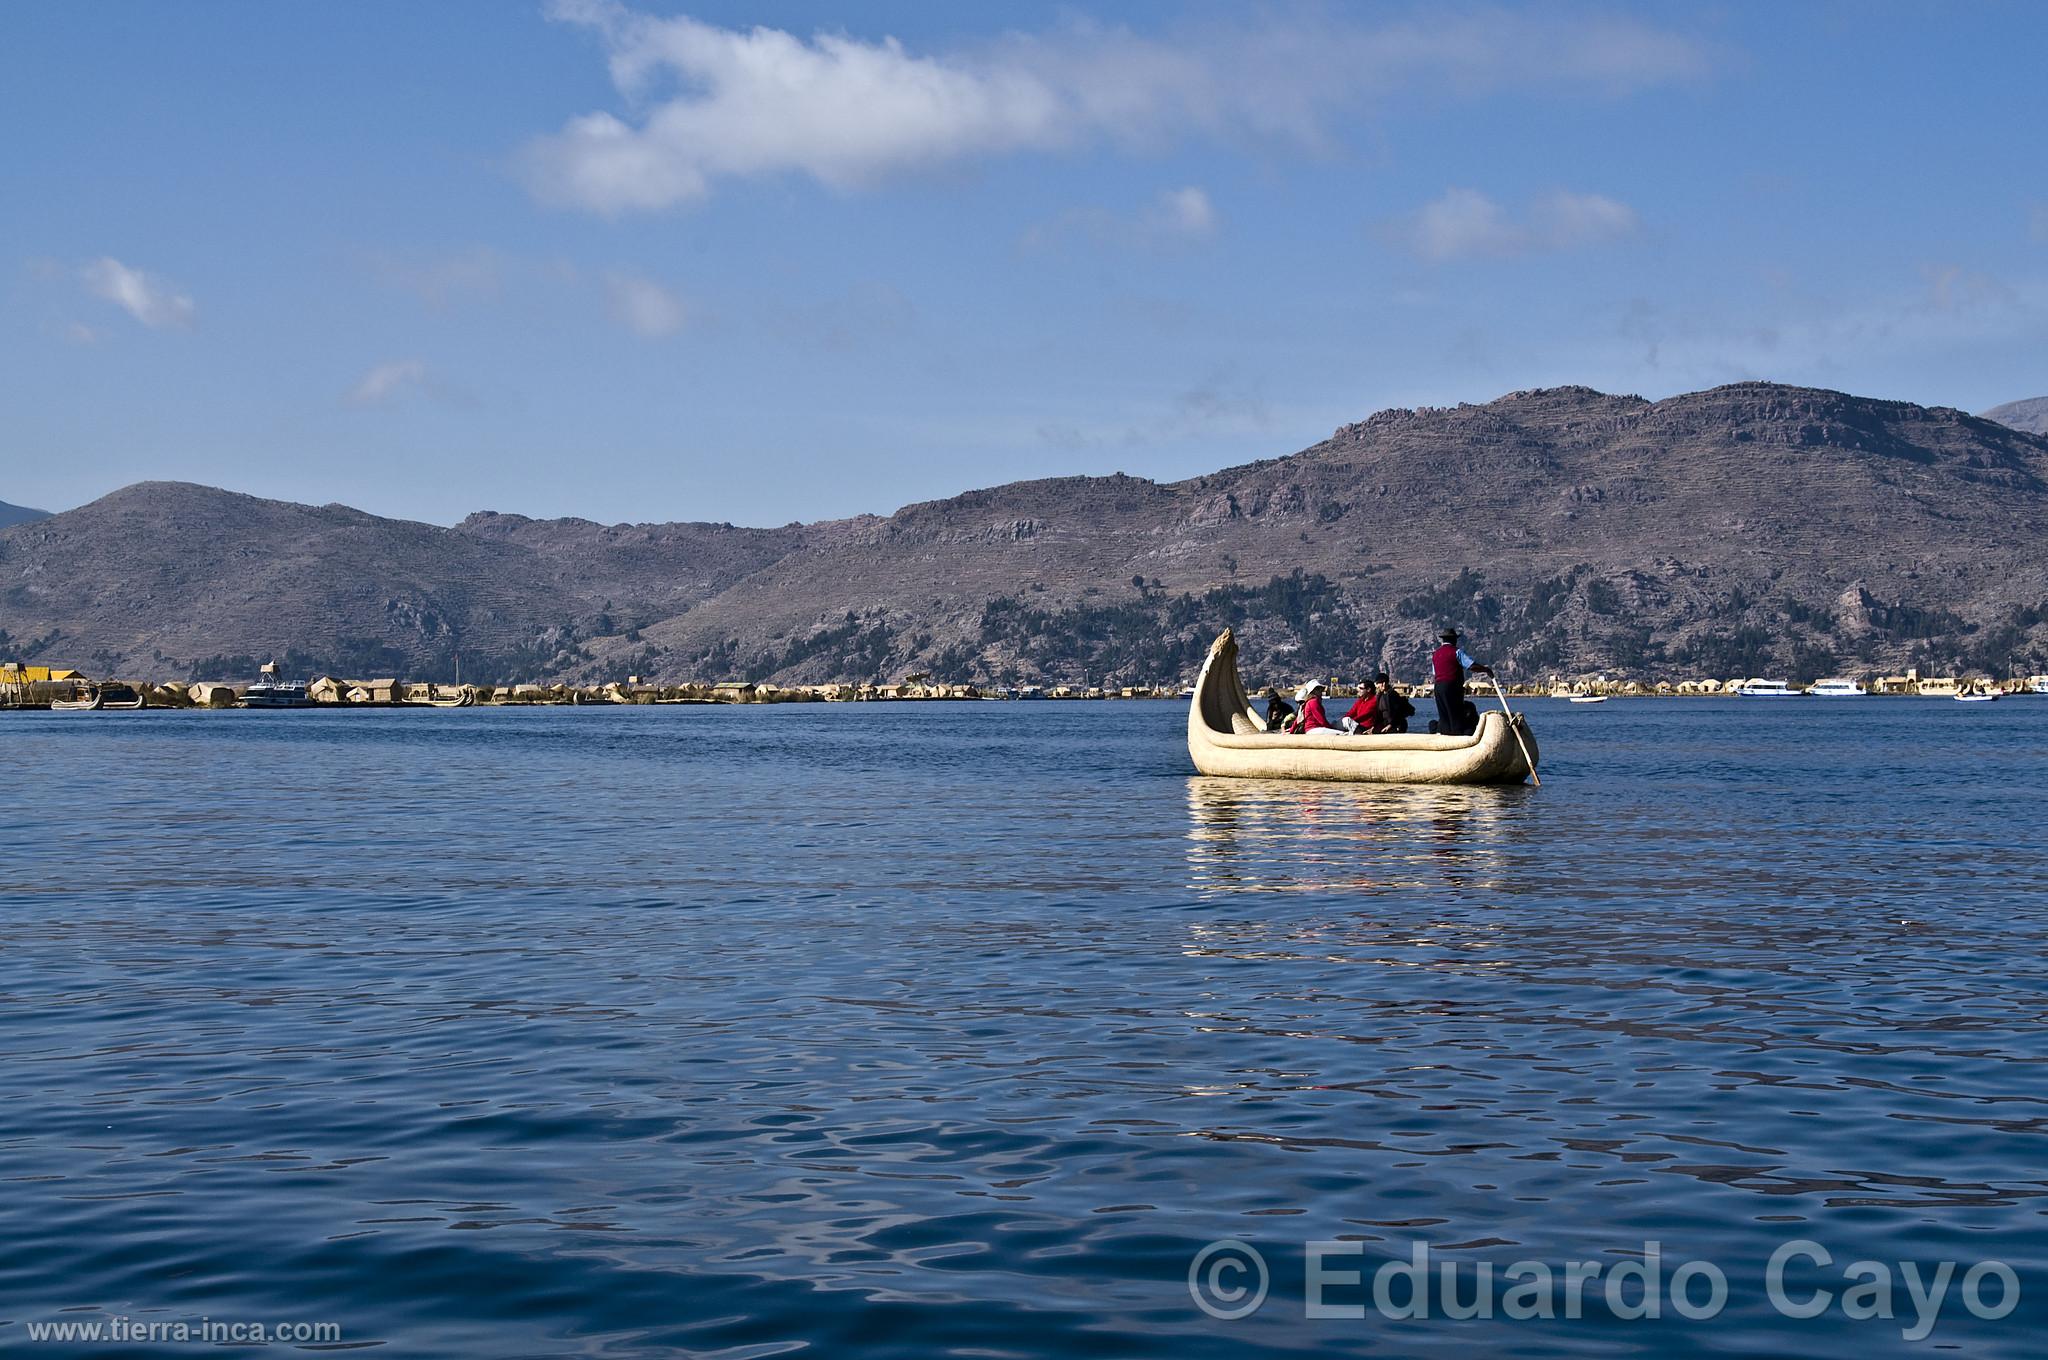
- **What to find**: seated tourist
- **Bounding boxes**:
[1288,681,1335,734]
[1373,673,1414,733]
[1342,673,1414,734]
[1260,686,1295,733]
[1340,679,1376,734]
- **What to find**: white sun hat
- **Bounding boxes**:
[1294,681,1325,701]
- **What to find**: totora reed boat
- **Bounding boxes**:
[1187,629,1539,784]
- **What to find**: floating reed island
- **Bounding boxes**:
[5,662,2045,712]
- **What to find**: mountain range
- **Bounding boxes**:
[5,381,2047,685]
[0,500,49,530]
[1983,396,2048,436]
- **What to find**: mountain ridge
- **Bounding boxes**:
[1983,396,2048,436]
[6,381,2047,684]
[0,500,50,529]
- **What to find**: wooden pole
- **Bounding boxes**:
[1487,674,1541,787]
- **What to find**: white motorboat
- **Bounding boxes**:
[1955,686,2001,703]
[241,661,312,709]
[1568,695,1607,704]
[1736,679,1799,697]
[1806,678,1866,697]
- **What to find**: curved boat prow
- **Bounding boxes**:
[1187,629,1538,785]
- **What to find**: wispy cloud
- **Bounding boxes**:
[1024,185,1219,252]
[347,359,432,406]
[523,3,1715,213]
[366,248,507,308]
[1154,186,1215,237]
[80,257,195,329]
[1035,367,1270,450]
[603,271,685,337]
[1393,188,1640,262]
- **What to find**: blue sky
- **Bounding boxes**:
[4,1,2044,526]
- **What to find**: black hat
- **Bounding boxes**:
[1374,671,1391,683]
[1440,628,1459,641]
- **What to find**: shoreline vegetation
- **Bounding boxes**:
[4,664,2044,711]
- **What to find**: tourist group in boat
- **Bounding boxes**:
[1260,629,1490,737]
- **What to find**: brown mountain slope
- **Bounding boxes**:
[615,383,2048,684]
[454,511,806,634]
[0,482,593,678]
[5,383,2046,684]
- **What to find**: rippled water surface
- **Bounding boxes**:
[3,699,2045,1357]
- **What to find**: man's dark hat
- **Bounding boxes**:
[1375,671,1392,683]
[1440,628,1459,641]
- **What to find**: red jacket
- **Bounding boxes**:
[1345,694,1380,728]
[1291,696,1334,733]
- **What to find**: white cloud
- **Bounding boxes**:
[1397,188,1640,262]
[347,359,431,406]
[63,321,100,345]
[1153,186,1215,237]
[603,271,685,337]
[80,257,195,329]
[524,3,1714,213]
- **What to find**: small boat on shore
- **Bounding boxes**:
[1806,678,1866,697]
[1736,679,1799,697]
[1956,686,2001,703]
[49,686,102,711]
[1186,630,1538,784]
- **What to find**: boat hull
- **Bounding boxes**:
[1186,630,1537,785]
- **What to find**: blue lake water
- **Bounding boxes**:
[2,698,2045,1357]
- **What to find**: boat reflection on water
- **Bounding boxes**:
[1184,775,1534,898]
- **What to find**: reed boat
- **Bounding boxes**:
[1187,629,1538,785]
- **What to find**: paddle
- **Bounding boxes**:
[1485,673,1541,787]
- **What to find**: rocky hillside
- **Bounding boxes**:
[0,500,49,529]
[1983,396,2048,436]
[5,382,2046,685]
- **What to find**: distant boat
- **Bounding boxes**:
[242,662,312,709]
[1955,686,2001,703]
[1806,679,1866,697]
[2031,678,2048,695]
[1736,679,1799,697]
[49,686,102,711]
[1568,695,1607,704]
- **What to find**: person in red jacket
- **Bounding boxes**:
[1341,677,1380,734]
[1288,681,1335,734]
[1430,629,1494,736]
[1344,672,1413,734]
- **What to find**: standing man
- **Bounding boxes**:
[1430,629,1494,736]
